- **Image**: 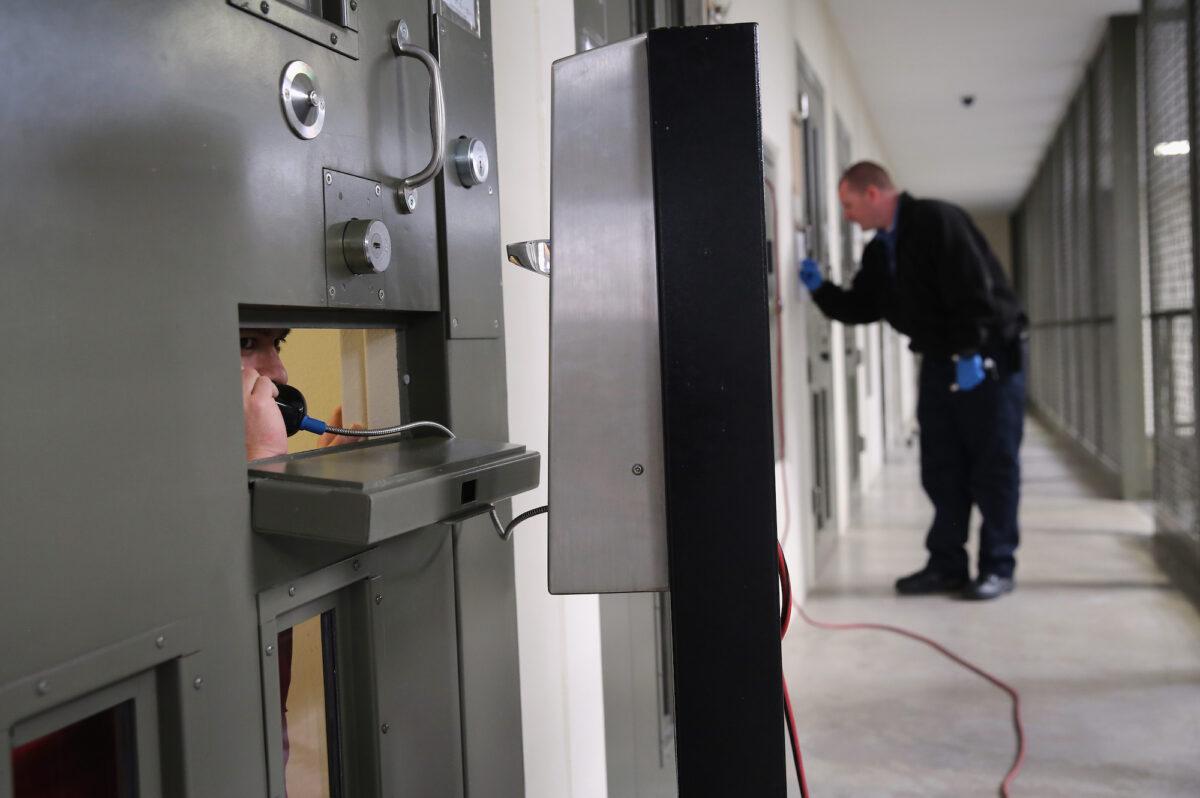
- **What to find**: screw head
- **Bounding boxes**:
[374,594,383,605]
[487,185,494,195]
[493,319,499,329]
[352,559,361,571]
[325,172,333,185]
[288,586,296,596]
[378,289,386,301]
[35,680,49,696]
[375,184,382,196]
[265,644,275,656]
[330,32,339,45]
[193,677,204,690]
[155,635,166,649]
[632,464,645,476]
[260,1,269,13]
[328,286,336,297]
[398,20,410,41]
[282,87,291,100]
[451,317,459,328]
[402,373,411,385]
[349,0,358,9]
[381,722,391,734]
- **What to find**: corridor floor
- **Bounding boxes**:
[783,418,1200,797]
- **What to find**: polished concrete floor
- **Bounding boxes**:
[783,419,1200,797]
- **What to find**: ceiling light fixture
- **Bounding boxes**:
[1153,140,1190,157]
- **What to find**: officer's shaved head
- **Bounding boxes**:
[838,161,899,231]
[839,161,895,192]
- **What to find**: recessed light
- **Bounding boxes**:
[1153,140,1190,157]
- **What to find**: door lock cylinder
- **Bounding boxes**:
[342,218,391,275]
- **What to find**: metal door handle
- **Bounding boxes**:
[391,21,446,192]
[506,240,551,275]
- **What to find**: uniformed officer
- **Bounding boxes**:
[801,161,1027,600]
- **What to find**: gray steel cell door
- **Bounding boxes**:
[793,50,836,535]
[835,113,862,492]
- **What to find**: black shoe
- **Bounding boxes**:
[962,574,1015,601]
[895,567,968,595]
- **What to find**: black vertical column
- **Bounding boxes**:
[647,24,787,796]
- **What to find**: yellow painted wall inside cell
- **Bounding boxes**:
[283,615,332,798]
[280,329,344,454]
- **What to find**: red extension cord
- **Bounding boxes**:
[764,179,1026,797]
[776,543,1027,797]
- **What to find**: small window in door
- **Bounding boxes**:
[12,701,138,798]
[279,610,343,798]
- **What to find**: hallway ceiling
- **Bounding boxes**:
[825,0,1139,212]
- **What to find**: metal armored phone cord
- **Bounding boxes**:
[318,420,455,439]
[501,505,548,540]
[274,382,455,441]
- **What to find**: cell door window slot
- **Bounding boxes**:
[12,702,138,798]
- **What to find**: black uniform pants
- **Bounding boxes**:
[917,348,1025,579]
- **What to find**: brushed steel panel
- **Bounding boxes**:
[437,13,504,339]
[548,36,668,594]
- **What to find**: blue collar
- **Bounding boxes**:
[885,198,900,237]
[874,198,900,248]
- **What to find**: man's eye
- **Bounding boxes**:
[240,337,256,351]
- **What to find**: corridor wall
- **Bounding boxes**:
[1011,15,1149,500]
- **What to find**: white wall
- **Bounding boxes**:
[969,210,1014,278]
[493,4,608,797]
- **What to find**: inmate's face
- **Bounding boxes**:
[239,328,289,384]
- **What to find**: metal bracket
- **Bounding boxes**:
[505,239,551,276]
[439,503,510,541]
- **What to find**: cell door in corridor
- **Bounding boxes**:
[792,47,837,536]
[836,113,863,493]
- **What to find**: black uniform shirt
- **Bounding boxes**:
[811,192,1026,360]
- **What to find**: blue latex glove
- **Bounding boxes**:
[952,354,986,392]
[799,258,823,291]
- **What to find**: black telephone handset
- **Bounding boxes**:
[273,382,309,437]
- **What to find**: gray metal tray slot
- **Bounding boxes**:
[249,437,540,544]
